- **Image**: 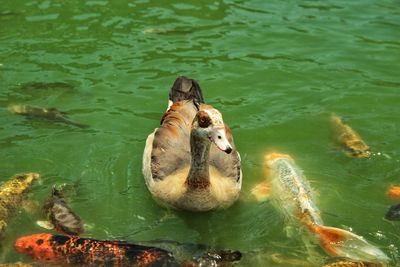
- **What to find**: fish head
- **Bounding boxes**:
[385,204,400,221]
[14,173,41,189]
[264,152,292,162]
[344,140,371,158]
[193,108,233,154]
[15,233,56,260]
[263,152,293,170]
[386,185,400,199]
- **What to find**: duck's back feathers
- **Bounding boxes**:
[151,100,196,181]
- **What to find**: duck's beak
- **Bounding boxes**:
[209,127,233,154]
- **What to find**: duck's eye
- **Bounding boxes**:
[199,118,210,128]
[198,111,211,128]
[218,135,221,139]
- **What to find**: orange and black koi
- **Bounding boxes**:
[15,233,179,267]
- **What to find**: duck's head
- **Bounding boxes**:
[192,108,233,154]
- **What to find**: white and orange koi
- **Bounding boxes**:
[259,152,388,263]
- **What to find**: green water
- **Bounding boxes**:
[1,0,399,266]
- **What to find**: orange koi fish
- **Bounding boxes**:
[386,185,400,199]
[263,152,388,263]
[15,233,179,266]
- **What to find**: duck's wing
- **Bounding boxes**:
[150,100,197,181]
[209,124,242,183]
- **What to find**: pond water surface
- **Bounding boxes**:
[0,0,399,266]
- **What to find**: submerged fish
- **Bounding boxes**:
[41,186,84,235]
[0,173,40,238]
[331,114,370,158]
[322,257,387,267]
[137,240,241,266]
[142,28,192,35]
[269,252,311,266]
[15,233,179,266]
[263,152,388,263]
[8,104,88,129]
[0,10,17,17]
[17,82,75,91]
[384,203,400,221]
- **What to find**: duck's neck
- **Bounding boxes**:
[187,129,211,189]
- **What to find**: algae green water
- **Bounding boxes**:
[0,0,399,266]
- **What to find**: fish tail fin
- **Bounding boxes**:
[250,180,271,202]
[310,224,389,263]
[59,116,89,129]
[168,76,204,106]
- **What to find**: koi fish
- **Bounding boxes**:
[269,252,311,266]
[384,203,400,221]
[0,173,40,238]
[137,240,241,266]
[331,114,370,158]
[15,233,180,266]
[386,185,400,199]
[17,82,75,91]
[41,185,84,235]
[142,28,192,35]
[322,257,387,267]
[0,262,33,267]
[263,152,388,263]
[8,104,89,129]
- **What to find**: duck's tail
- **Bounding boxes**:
[169,76,204,106]
[308,223,389,263]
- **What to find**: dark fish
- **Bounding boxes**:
[15,233,179,267]
[0,173,40,238]
[385,203,400,221]
[137,240,241,266]
[8,104,89,129]
[331,114,371,158]
[0,10,17,17]
[17,82,75,91]
[42,186,84,236]
[191,249,242,266]
[142,28,193,35]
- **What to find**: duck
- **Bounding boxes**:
[142,76,242,212]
